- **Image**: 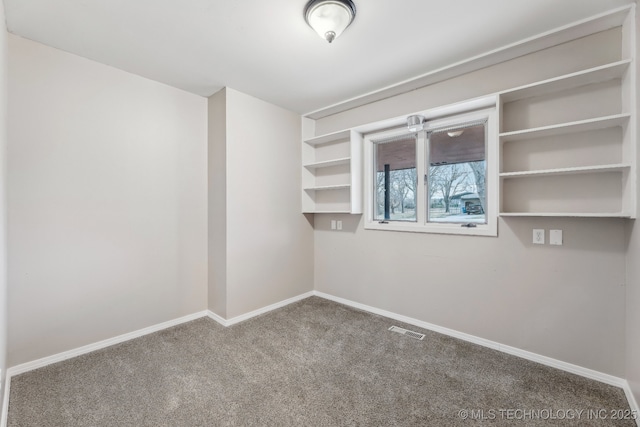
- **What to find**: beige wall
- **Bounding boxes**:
[7,36,208,366]
[0,1,7,403]
[224,88,314,319]
[624,7,640,410]
[208,89,227,317]
[627,222,640,404]
[313,29,627,377]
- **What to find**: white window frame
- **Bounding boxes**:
[363,107,498,237]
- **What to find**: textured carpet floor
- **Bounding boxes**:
[7,297,635,426]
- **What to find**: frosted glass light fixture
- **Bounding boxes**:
[304,0,356,43]
[447,130,464,137]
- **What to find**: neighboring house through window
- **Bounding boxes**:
[364,106,497,236]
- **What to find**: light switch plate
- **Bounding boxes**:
[550,229,563,246]
[337,220,343,230]
[331,220,336,230]
[533,229,545,244]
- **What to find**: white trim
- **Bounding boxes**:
[0,292,637,425]
[6,310,208,377]
[312,291,628,389]
[0,375,9,427]
[206,310,229,327]
[622,381,640,426]
[362,107,498,237]
[208,291,315,327]
[0,292,316,426]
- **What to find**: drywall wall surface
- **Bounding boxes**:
[625,6,640,411]
[7,35,208,366]
[208,89,227,318]
[225,88,313,319]
[315,28,620,135]
[0,3,8,404]
[627,221,640,407]
[311,29,627,376]
[315,215,626,376]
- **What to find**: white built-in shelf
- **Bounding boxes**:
[303,184,351,191]
[302,124,363,214]
[499,114,630,142]
[303,210,352,214]
[302,10,637,219]
[498,39,636,219]
[303,157,351,169]
[499,164,630,179]
[499,59,631,103]
[500,212,630,218]
[304,130,351,146]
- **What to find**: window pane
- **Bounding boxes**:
[427,123,486,224]
[373,134,417,222]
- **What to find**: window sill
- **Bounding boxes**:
[364,220,498,237]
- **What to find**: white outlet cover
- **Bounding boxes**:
[533,229,545,244]
[550,229,563,245]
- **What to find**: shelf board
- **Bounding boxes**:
[303,210,353,214]
[499,114,630,142]
[304,130,351,146]
[303,157,351,169]
[500,212,630,218]
[499,59,631,103]
[303,184,351,191]
[500,163,630,178]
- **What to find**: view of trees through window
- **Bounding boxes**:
[428,160,486,223]
[428,123,486,223]
[375,168,417,221]
[373,122,486,224]
[374,135,417,221]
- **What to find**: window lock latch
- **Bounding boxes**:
[378,220,389,224]
[461,223,477,228]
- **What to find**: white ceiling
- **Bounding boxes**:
[4,0,635,114]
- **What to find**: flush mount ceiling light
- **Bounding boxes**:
[407,115,425,132]
[304,0,356,43]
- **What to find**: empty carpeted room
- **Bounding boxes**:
[2,0,640,425]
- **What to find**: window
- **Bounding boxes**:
[364,107,497,236]
[373,134,417,222]
[427,121,486,224]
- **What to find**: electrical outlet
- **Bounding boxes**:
[533,229,545,245]
[550,229,563,246]
[337,220,342,230]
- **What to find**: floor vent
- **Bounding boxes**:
[388,326,425,340]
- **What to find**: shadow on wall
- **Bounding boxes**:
[303,213,315,229]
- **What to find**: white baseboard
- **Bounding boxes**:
[206,310,228,326]
[622,382,640,427]
[0,374,9,427]
[2,291,638,427]
[313,291,640,425]
[312,291,628,388]
[7,310,208,377]
[1,309,210,426]
[8,291,315,378]
[207,291,314,327]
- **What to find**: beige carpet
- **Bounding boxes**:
[7,297,635,426]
